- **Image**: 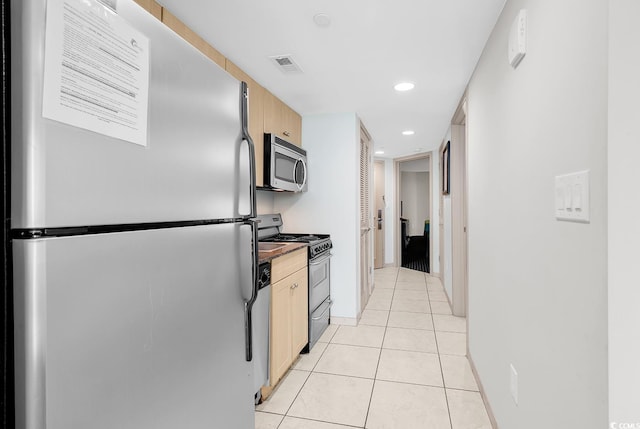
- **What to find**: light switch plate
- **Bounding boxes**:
[508,10,527,68]
[555,170,590,223]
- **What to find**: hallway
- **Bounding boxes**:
[255,267,491,428]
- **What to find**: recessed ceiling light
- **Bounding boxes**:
[394,82,415,92]
[402,130,415,136]
[313,13,331,27]
[375,150,385,155]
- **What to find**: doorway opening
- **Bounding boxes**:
[394,155,432,273]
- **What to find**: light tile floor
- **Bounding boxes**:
[256,267,492,429]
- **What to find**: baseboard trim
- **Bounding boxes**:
[330,317,358,326]
[467,350,499,429]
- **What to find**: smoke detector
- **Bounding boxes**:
[269,55,304,73]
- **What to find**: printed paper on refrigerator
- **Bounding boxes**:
[42,0,150,146]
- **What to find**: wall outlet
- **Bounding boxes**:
[510,364,519,405]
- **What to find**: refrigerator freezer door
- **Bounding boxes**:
[11,0,251,228]
[13,224,254,429]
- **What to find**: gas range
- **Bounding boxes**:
[255,213,333,352]
[256,215,332,259]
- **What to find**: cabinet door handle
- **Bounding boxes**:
[283,130,291,137]
[290,283,298,290]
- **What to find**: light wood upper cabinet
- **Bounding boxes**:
[269,249,308,387]
[225,60,266,187]
[161,9,226,69]
[264,91,302,146]
[135,2,303,162]
[133,0,162,19]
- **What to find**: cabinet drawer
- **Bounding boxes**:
[271,248,307,283]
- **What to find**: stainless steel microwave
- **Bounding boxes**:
[263,134,308,192]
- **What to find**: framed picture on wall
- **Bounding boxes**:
[442,140,451,195]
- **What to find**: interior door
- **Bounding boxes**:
[359,125,373,312]
[373,161,385,269]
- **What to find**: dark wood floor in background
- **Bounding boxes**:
[402,236,429,273]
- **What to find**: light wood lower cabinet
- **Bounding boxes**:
[289,268,309,356]
[269,249,308,387]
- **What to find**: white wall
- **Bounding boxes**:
[442,196,452,300]
[256,190,275,214]
[274,113,360,321]
[400,172,429,236]
[430,151,440,275]
[609,0,640,424]
[466,1,608,428]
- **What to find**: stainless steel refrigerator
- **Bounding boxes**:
[8,0,258,427]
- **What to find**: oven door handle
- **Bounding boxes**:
[309,252,332,266]
[312,300,333,320]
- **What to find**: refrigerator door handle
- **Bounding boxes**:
[243,219,259,361]
[240,81,257,219]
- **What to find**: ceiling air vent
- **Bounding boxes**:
[269,55,303,73]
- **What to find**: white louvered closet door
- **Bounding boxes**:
[359,124,373,313]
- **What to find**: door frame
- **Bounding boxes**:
[450,94,469,317]
[393,154,432,270]
[373,160,385,269]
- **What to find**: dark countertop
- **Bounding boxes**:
[258,242,307,264]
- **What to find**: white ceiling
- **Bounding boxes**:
[157,0,505,159]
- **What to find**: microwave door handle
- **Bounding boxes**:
[294,158,307,191]
[302,159,308,188]
[293,159,300,190]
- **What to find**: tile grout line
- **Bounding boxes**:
[363,267,399,429]
[433,295,455,429]
[276,369,312,426]
[277,414,365,429]
[274,325,337,428]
